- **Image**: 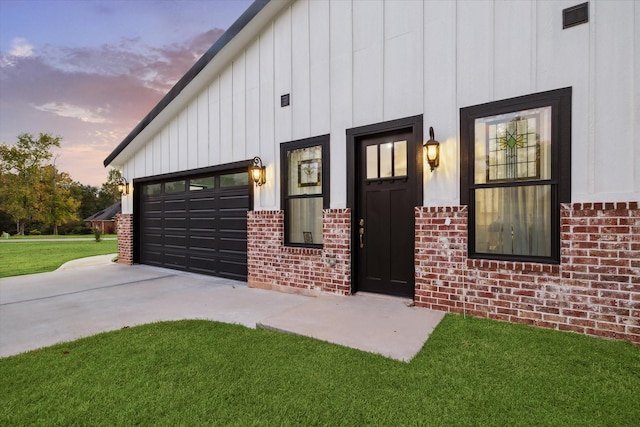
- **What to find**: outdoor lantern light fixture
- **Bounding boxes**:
[250,156,266,186]
[117,177,129,195]
[423,126,440,172]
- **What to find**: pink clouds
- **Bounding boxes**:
[0,28,224,186]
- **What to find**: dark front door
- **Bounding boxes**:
[356,129,416,297]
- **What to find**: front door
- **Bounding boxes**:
[356,129,416,297]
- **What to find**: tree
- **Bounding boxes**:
[98,168,122,209]
[70,182,101,221]
[39,165,79,235]
[0,133,61,234]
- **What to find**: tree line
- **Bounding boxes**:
[0,133,121,235]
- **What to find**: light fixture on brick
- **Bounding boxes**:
[250,156,266,186]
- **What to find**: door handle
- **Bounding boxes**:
[358,218,364,249]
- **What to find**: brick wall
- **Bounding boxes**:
[247,209,351,296]
[415,202,640,344]
[116,213,133,265]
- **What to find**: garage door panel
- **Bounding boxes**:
[139,170,249,280]
[220,217,247,230]
[218,259,248,280]
[190,197,217,210]
[164,252,187,268]
[219,237,246,252]
[189,218,216,230]
[220,194,249,208]
[190,236,217,251]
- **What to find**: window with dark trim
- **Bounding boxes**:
[280,135,330,247]
[460,87,571,263]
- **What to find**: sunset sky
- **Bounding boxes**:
[0,0,253,187]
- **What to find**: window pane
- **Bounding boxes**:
[474,106,551,184]
[394,140,407,176]
[165,180,185,193]
[287,197,323,244]
[380,143,393,178]
[366,145,378,179]
[220,172,248,187]
[474,185,551,257]
[288,145,322,196]
[143,183,161,195]
[190,176,215,191]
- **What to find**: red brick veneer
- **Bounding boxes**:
[116,213,133,265]
[415,202,640,344]
[247,209,351,295]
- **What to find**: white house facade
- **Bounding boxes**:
[105,0,640,344]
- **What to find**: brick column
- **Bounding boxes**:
[116,213,133,265]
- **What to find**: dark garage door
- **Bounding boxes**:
[138,170,249,280]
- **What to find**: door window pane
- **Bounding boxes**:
[366,145,378,179]
[394,140,407,176]
[380,143,393,178]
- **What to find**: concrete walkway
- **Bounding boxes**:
[0,257,444,361]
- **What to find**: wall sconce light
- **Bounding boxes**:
[250,156,266,186]
[117,177,129,195]
[423,126,440,172]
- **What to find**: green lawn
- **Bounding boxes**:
[4,234,117,240]
[0,239,117,278]
[1,316,638,426]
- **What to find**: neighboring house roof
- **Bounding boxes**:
[84,202,122,222]
[104,0,274,168]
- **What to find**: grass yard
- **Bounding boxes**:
[1,316,638,426]
[0,239,117,278]
[5,234,117,240]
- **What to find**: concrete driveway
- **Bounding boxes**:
[0,258,444,361]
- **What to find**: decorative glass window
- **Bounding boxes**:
[460,88,571,263]
[281,135,330,246]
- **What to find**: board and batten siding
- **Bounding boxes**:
[120,0,640,215]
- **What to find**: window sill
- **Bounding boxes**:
[467,258,560,274]
[281,245,323,255]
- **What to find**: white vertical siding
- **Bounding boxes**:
[187,99,198,169]
[232,52,247,160]
[383,0,422,121]
[119,0,640,215]
[274,6,292,145]
[352,0,384,126]
[219,67,233,164]
[424,0,458,205]
[329,0,353,208]
[291,0,311,140]
[208,78,221,166]
[592,1,635,197]
[259,24,276,208]
[197,91,209,168]
[309,0,330,137]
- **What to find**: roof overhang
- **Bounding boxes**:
[104,0,292,168]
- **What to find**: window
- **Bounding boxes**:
[460,88,571,263]
[281,135,330,246]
